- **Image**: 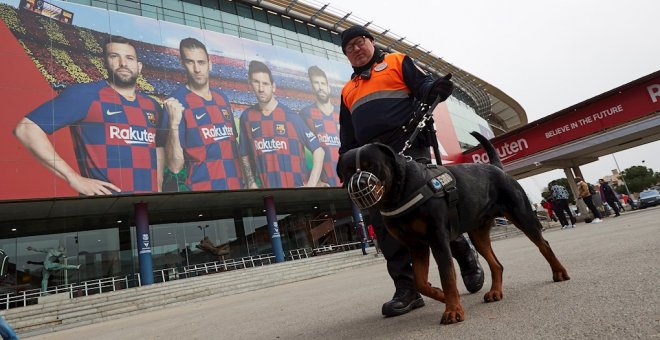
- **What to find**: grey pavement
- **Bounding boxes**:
[27,207,660,340]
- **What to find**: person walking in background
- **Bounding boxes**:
[367,224,380,255]
[575,177,602,223]
[599,179,621,217]
[541,199,558,222]
[549,181,576,229]
[357,221,368,255]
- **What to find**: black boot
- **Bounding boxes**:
[451,235,484,294]
[381,288,425,317]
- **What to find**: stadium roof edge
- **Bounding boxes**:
[241,0,527,134]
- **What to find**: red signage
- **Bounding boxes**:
[465,75,660,164]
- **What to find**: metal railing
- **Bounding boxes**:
[0,243,365,310]
[0,276,131,310]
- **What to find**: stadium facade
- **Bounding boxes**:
[0,0,525,297]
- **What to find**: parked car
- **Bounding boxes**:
[638,189,660,209]
[494,217,509,226]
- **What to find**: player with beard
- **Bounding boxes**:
[300,66,340,187]
[14,35,165,195]
[161,38,242,191]
[239,60,325,188]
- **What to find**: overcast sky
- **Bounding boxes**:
[327,0,660,203]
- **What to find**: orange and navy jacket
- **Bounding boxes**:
[338,52,436,154]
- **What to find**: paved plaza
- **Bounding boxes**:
[27,207,660,340]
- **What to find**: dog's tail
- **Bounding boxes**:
[470,131,504,170]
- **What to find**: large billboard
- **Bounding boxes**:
[0,0,353,200]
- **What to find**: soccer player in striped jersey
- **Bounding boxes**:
[161,38,242,191]
[239,60,325,189]
[14,35,165,195]
[300,66,341,187]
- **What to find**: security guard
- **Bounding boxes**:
[338,25,484,317]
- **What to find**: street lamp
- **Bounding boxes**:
[612,154,631,195]
[197,225,210,238]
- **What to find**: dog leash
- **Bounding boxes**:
[399,95,443,162]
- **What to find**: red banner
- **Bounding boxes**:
[465,76,660,164]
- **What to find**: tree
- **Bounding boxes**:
[618,165,660,193]
[546,178,575,204]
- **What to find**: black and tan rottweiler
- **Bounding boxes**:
[337,131,570,324]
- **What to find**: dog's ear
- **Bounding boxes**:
[371,143,406,185]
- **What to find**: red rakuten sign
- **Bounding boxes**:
[465,76,660,164]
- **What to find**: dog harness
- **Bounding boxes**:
[380,165,461,239]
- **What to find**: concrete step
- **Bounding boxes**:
[4,249,384,337]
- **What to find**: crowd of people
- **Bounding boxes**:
[541,178,635,229]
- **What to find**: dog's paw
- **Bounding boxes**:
[483,290,503,303]
[440,306,465,324]
[553,270,570,282]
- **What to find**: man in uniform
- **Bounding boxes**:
[14,35,164,195]
[239,60,325,189]
[338,25,484,317]
[162,38,242,191]
[300,66,341,187]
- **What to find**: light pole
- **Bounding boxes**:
[612,154,631,195]
[197,225,209,238]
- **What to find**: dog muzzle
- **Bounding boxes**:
[347,146,383,209]
[348,171,384,210]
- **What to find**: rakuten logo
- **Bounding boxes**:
[201,126,234,141]
[109,126,155,145]
[318,134,340,146]
[648,84,660,103]
[472,138,529,164]
[254,138,288,153]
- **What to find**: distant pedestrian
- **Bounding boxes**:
[575,177,602,223]
[367,224,380,255]
[599,179,621,217]
[540,199,558,222]
[357,221,368,255]
[549,182,576,229]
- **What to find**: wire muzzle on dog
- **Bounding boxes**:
[347,146,384,209]
[348,171,383,209]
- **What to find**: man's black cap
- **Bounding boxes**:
[341,25,374,54]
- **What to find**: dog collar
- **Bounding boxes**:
[380,166,457,218]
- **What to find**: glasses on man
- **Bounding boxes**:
[345,36,367,53]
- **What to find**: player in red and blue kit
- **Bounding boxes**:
[239,60,325,189]
[162,38,242,191]
[300,66,341,187]
[14,36,164,195]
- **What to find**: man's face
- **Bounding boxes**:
[310,75,330,104]
[105,42,141,87]
[345,36,375,67]
[250,72,275,104]
[181,47,211,88]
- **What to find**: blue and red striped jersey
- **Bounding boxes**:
[300,104,341,187]
[162,86,242,191]
[26,80,164,194]
[238,103,321,188]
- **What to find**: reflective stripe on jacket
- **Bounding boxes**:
[339,53,435,154]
